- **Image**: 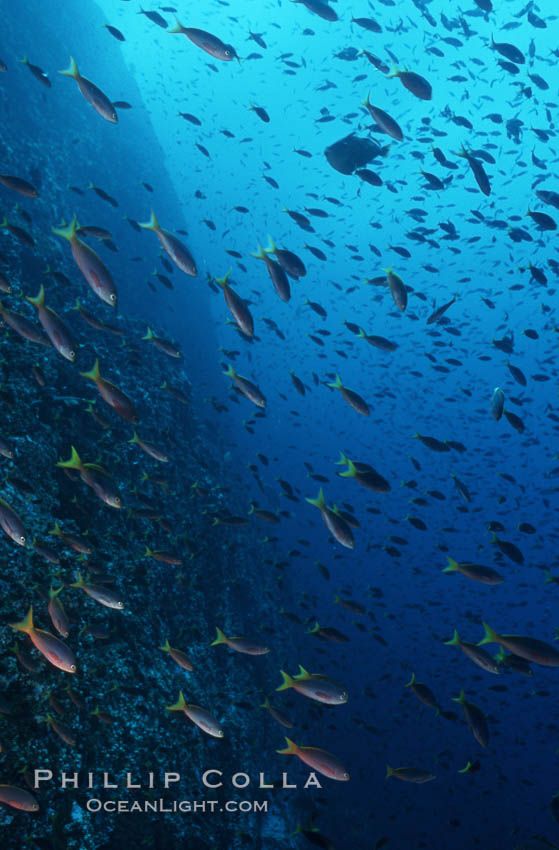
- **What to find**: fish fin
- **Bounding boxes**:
[69,571,85,588]
[59,56,79,78]
[339,459,357,479]
[276,737,299,755]
[210,626,228,646]
[166,690,186,711]
[404,672,415,687]
[442,557,460,573]
[451,689,466,705]
[56,446,84,471]
[80,359,101,382]
[326,374,343,390]
[168,17,185,34]
[478,621,500,646]
[25,285,45,309]
[9,606,34,634]
[444,629,461,646]
[138,210,159,231]
[214,268,232,288]
[305,488,326,510]
[52,215,78,242]
[276,670,295,691]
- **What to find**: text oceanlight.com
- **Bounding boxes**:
[86,799,269,814]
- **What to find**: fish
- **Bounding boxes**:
[138,211,197,276]
[25,285,76,361]
[211,627,269,655]
[80,359,138,422]
[168,20,238,61]
[59,57,117,123]
[9,606,77,673]
[277,738,349,781]
[166,691,224,738]
[386,766,436,783]
[306,488,355,549]
[52,216,117,306]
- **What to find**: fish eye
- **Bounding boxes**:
[110,293,116,302]
[340,692,348,700]
[343,772,350,780]
[69,350,75,359]
[20,535,26,544]
[70,664,76,672]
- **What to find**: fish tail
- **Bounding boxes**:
[305,487,326,510]
[265,235,277,254]
[166,690,187,712]
[326,374,343,390]
[52,215,78,242]
[214,268,232,288]
[59,56,80,79]
[69,571,85,589]
[25,284,45,309]
[48,521,62,536]
[444,629,461,646]
[260,696,270,709]
[339,459,357,479]
[335,451,349,466]
[276,670,295,691]
[385,765,395,779]
[478,621,500,646]
[223,364,236,378]
[276,737,299,755]
[210,626,228,646]
[142,327,155,341]
[129,431,140,445]
[442,557,460,573]
[80,359,101,382]
[48,585,64,600]
[56,446,84,472]
[404,672,415,687]
[138,210,160,231]
[9,605,34,634]
[159,639,171,652]
[451,689,466,705]
[250,243,267,260]
[168,17,185,34]
[144,546,153,557]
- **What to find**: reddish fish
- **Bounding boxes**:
[52,216,117,306]
[138,211,197,276]
[9,606,77,673]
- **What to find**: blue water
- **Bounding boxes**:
[1,0,559,848]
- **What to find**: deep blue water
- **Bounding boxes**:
[1,1,559,849]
